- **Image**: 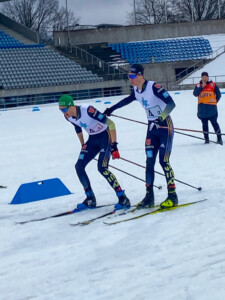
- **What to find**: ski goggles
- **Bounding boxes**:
[128,74,137,79]
[60,107,69,112]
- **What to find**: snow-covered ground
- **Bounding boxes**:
[128,33,225,85]
[181,52,225,84]
[1,88,225,300]
[203,33,225,51]
[180,34,225,84]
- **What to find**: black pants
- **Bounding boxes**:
[75,129,121,194]
[201,114,221,141]
[145,116,175,189]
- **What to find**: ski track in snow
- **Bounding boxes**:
[1,90,225,300]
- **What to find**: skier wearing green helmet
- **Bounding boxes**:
[58,94,130,211]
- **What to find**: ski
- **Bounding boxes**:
[70,205,137,226]
[111,204,158,218]
[104,199,207,225]
[0,185,7,188]
[16,203,114,225]
[70,209,117,226]
[70,204,161,226]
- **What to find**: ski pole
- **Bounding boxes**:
[111,114,225,136]
[120,157,202,191]
[161,126,225,136]
[174,130,218,144]
[94,158,162,190]
[111,114,148,126]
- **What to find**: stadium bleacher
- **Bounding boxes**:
[109,37,213,64]
[0,30,103,90]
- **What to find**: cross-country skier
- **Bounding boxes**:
[104,64,178,209]
[59,95,130,210]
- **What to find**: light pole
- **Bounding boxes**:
[133,0,137,25]
[165,0,167,23]
[65,0,70,45]
[191,0,194,23]
[218,0,221,18]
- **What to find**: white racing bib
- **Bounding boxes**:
[68,105,107,135]
[134,81,166,121]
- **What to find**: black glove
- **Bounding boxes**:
[149,116,164,131]
[110,142,120,159]
[104,107,113,116]
[157,115,164,123]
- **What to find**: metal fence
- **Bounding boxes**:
[0,86,124,109]
[172,45,225,83]
[180,74,225,86]
[65,43,128,80]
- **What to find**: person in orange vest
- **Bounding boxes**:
[193,71,222,145]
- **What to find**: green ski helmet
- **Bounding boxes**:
[59,95,74,107]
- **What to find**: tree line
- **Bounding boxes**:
[2,0,225,43]
[127,0,225,25]
[2,0,79,42]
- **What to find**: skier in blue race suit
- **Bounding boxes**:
[104,64,178,209]
[59,94,130,210]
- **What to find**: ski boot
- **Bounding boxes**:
[136,186,154,209]
[114,191,131,210]
[160,190,178,209]
[217,138,223,145]
[76,190,96,211]
[204,134,209,144]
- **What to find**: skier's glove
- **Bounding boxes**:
[110,142,120,159]
[104,107,113,116]
[81,143,87,150]
[149,115,164,131]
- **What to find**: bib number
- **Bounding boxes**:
[89,123,103,133]
[146,105,162,118]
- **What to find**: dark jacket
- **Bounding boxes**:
[193,80,221,119]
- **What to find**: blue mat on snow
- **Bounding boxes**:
[10,178,72,204]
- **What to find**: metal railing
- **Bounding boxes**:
[0,86,124,109]
[65,42,128,80]
[205,45,225,59]
[179,74,225,86]
[172,45,225,83]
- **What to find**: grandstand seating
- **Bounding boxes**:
[0,30,103,90]
[108,37,213,64]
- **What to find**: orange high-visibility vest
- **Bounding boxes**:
[197,82,217,105]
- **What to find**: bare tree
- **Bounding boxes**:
[53,6,79,31]
[177,0,218,21]
[127,0,225,25]
[2,0,79,41]
[127,0,167,25]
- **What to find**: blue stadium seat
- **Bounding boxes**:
[0,31,103,89]
[108,37,213,64]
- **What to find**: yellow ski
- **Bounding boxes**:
[104,199,207,225]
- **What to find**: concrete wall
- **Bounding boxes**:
[54,19,225,47]
[0,79,131,98]
[0,12,39,42]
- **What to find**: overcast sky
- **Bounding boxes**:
[58,0,133,25]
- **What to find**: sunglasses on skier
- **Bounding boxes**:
[60,107,69,113]
[128,74,137,79]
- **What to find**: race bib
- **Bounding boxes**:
[145,105,162,119]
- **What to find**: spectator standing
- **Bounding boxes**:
[193,72,223,145]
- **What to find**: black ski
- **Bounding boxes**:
[70,205,137,226]
[70,209,118,226]
[16,203,114,225]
